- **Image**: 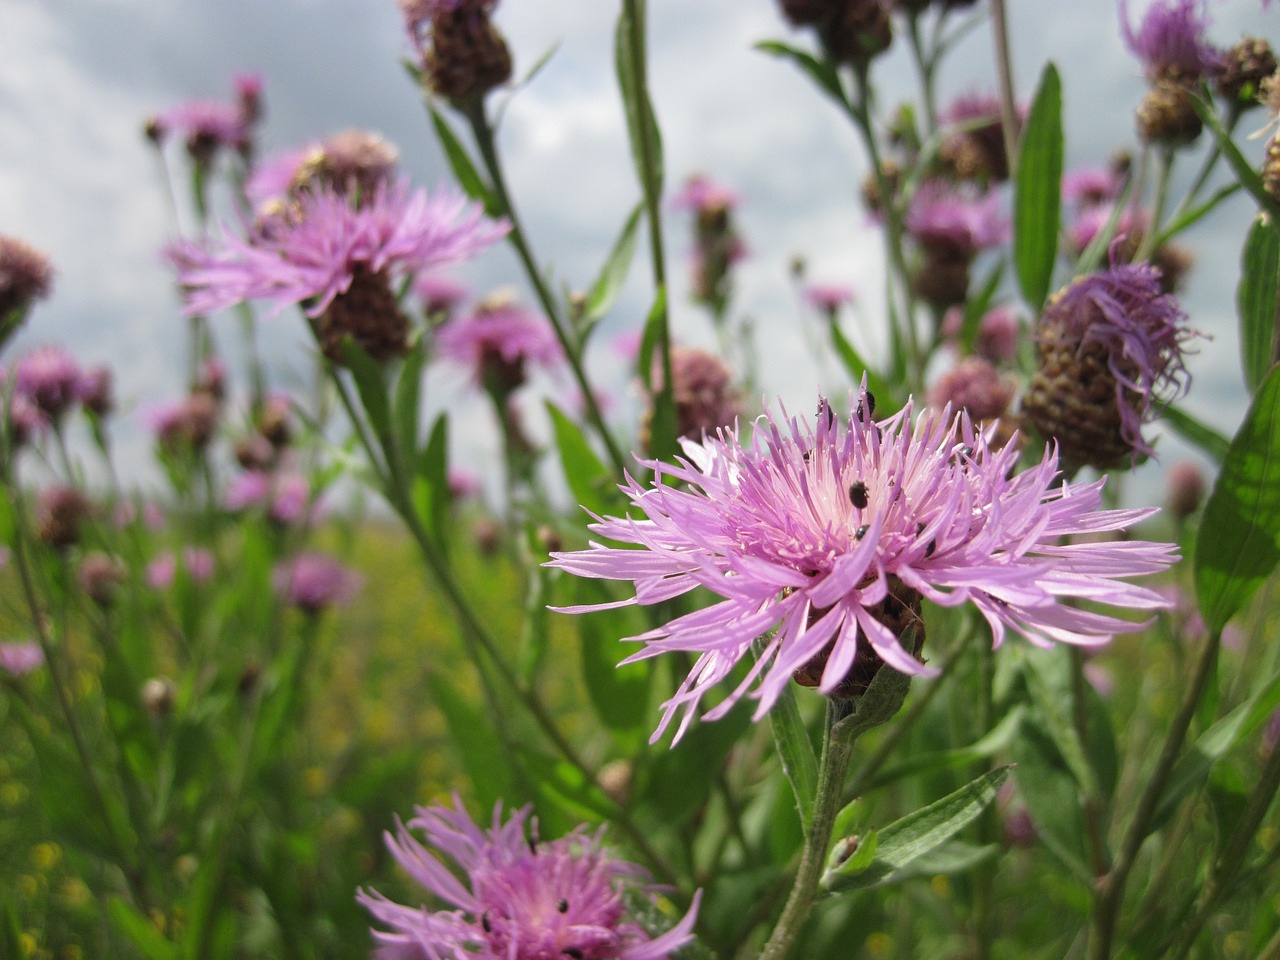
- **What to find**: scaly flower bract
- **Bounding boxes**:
[171,181,509,321]
[549,391,1178,742]
[357,796,699,960]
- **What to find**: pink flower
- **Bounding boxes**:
[1120,0,1221,81]
[905,181,1009,256]
[803,283,856,314]
[0,641,43,676]
[272,552,361,614]
[170,181,509,321]
[435,294,563,390]
[15,346,82,420]
[147,548,215,589]
[669,174,737,214]
[549,389,1178,742]
[357,795,700,960]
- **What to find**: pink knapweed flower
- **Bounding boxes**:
[905,181,1009,255]
[0,641,43,676]
[803,283,856,314]
[357,795,700,960]
[15,346,82,420]
[549,390,1178,742]
[669,174,738,214]
[1062,166,1125,209]
[170,181,508,321]
[1023,258,1195,466]
[1120,0,1221,81]
[272,552,361,614]
[435,293,563,390]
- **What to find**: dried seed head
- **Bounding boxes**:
[1136,80,1203,148]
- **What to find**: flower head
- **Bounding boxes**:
[0,641,43,677]
[0,235,54,319]
[549,390,1178,742]
[435,291,562,392]
[357,795,700,960]
[1062,166,1125,209]
[174,181,506,321]
[1022,259,1196,468]
[15,346,82,420]
[646,346,742,445]
[905,181,1009,256]
[247,131,400,209]
[803,282,856,314]
[1120,0,1220,81]
[273,552,361,614]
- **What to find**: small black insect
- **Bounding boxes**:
[925,539,937,558]
[855,524,868,540]
[856,391,876,420]
[564,951,584,960]
[557,899,569,914]
[481,913,492,933]
[849,480,869,510]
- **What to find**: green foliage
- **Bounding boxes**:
[1014,63,1063,311]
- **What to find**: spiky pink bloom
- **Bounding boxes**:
[147,548,215,590]
[357,796,700,960]
[170,181,509,321]
[1062,166,1124,209]
[272,552,361,614]
[1067,203,1150,258]
[15,346,82,420]
[669,174,738,214]
[435,297,563,388]
[152,99,251,156]
[803,283,856,313]
[905,181,1009,255]
[549,390,1178,742]
[225,470,312,524]
[0,641,43,676]
[1120,0,1221,80]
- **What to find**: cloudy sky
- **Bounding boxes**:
[2,0,1274,502]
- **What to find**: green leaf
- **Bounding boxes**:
[108,898,178,960]
[1012,725,1092,883]
[1161,404,1231,464]
[1194,365,1280,633]
[340,339,396,472]
[1151,666,1280,832]
[394,338,427,459]
[958,261,1007,357]
[638,290,677,463]
[1238,215,1280,394]
[1014,63,1063,310]
[412,414,451,548]
[428,105,498,214]
[584,204,644,328]
[1191,93,1280,223]
[822,766,1011,891]
[615,0,664,199]
[548,403,614,518]
[766,673,820,837]
[755,40,847,111]
[574,580,652,736]
[427,672,516,811]
[828,323,898,415]
[862,705,1025,792]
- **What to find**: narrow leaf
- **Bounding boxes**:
[585,204,644,326]
[574,580,651,736]
[822,766,1011,891]
[1238,215,1280,393]
[426,672,516,811]
[429,105,498,214]
[548,403,614,518]
[1161,404,1231,464]
[638,290,677,463]
[1014,63,1063,310]
[828,323,898,415]
[755,40,848,110]
[1194,364,1280,633]
[615,1,663,198]
[394,337,427,457]
[413,414,451,547]
[1191,94,1280,222]
[109,898,178,960]
[766,677,820,837]
[1151,666,1280,831]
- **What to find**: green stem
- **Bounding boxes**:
[9,499,149,911]
[844,75,925,388]
[970,644,997,960]
[1165,730,1280,960]
[1088,630,1220,960]
[906,14,938,138]
[1135,147,1175,263]
[327,369,679,887]
[459,101,629,479]
[759,699,858,960]
[988,0,1020,180]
